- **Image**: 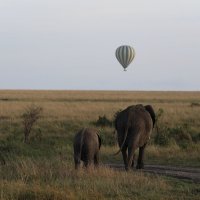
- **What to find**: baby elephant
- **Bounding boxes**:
[73,128,101,169]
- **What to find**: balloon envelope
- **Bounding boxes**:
[115,45,135,71]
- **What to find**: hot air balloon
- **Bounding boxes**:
[115,45,135,71]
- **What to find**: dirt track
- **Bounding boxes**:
[106,164,200,183]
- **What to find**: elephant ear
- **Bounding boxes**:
[144,105,156,127]
[97,134,102,149]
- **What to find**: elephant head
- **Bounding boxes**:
[73,128,101,169]
[114,104,155,171]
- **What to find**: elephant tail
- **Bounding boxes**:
[77,128,86,161]
[114,126,129,155]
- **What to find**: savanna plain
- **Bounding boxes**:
[0,90,200,200]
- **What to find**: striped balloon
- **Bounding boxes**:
[115,45,135,71]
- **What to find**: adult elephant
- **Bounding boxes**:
[114,104,155,171]
[73,128,101,169]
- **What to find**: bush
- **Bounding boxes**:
[99,129,116,146]
[153,108,194,148]
[191,133,200,143]
[22,105,43,143]
[154,124,193,148]
[94,115,113,127]
[154,128,170,146]
[93,109,123,128]
[168,125,192,142]
[154,108,164,133]
[191,102,200,107]
[153,108,169,146]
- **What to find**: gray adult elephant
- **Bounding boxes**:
[73,128,101,169]
[114,104,155,171]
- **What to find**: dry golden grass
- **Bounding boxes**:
[2,156,199,200]
[1,90,200,125]
[0,158,171,200]
[146,144,200,166]
[1,90,200,199]
[0,90,199,100]
[1,180,75,200]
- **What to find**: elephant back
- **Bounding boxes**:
[75,128,100,153]
[115,105,153,143]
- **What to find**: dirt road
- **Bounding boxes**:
[106,164,200,183]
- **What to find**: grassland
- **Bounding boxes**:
[0,90,200,199]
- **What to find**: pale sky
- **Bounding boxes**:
[0,0,199,90]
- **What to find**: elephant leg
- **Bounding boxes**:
[84,158,93,168]
[74,155,81,170]
[94,152,99,167]
[131,153,135,169]
[121,146,128,170]
[127,146,137,171]
[83,160,88,168]
[82,154,89,168]
[136,143,146,169]
[83,159,90,168]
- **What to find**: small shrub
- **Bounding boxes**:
[154,124,193,147]
[22,105,43,143]
[30,128,43,142]
[168,125,192,142]
[99,129,116,146]
[191,102,200,107]
[154,129,170,146]
[156,108,164,121]
[153,108,169,146]
[191,133,200,143]
[154,108,164,133]
[94,115,113,127]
